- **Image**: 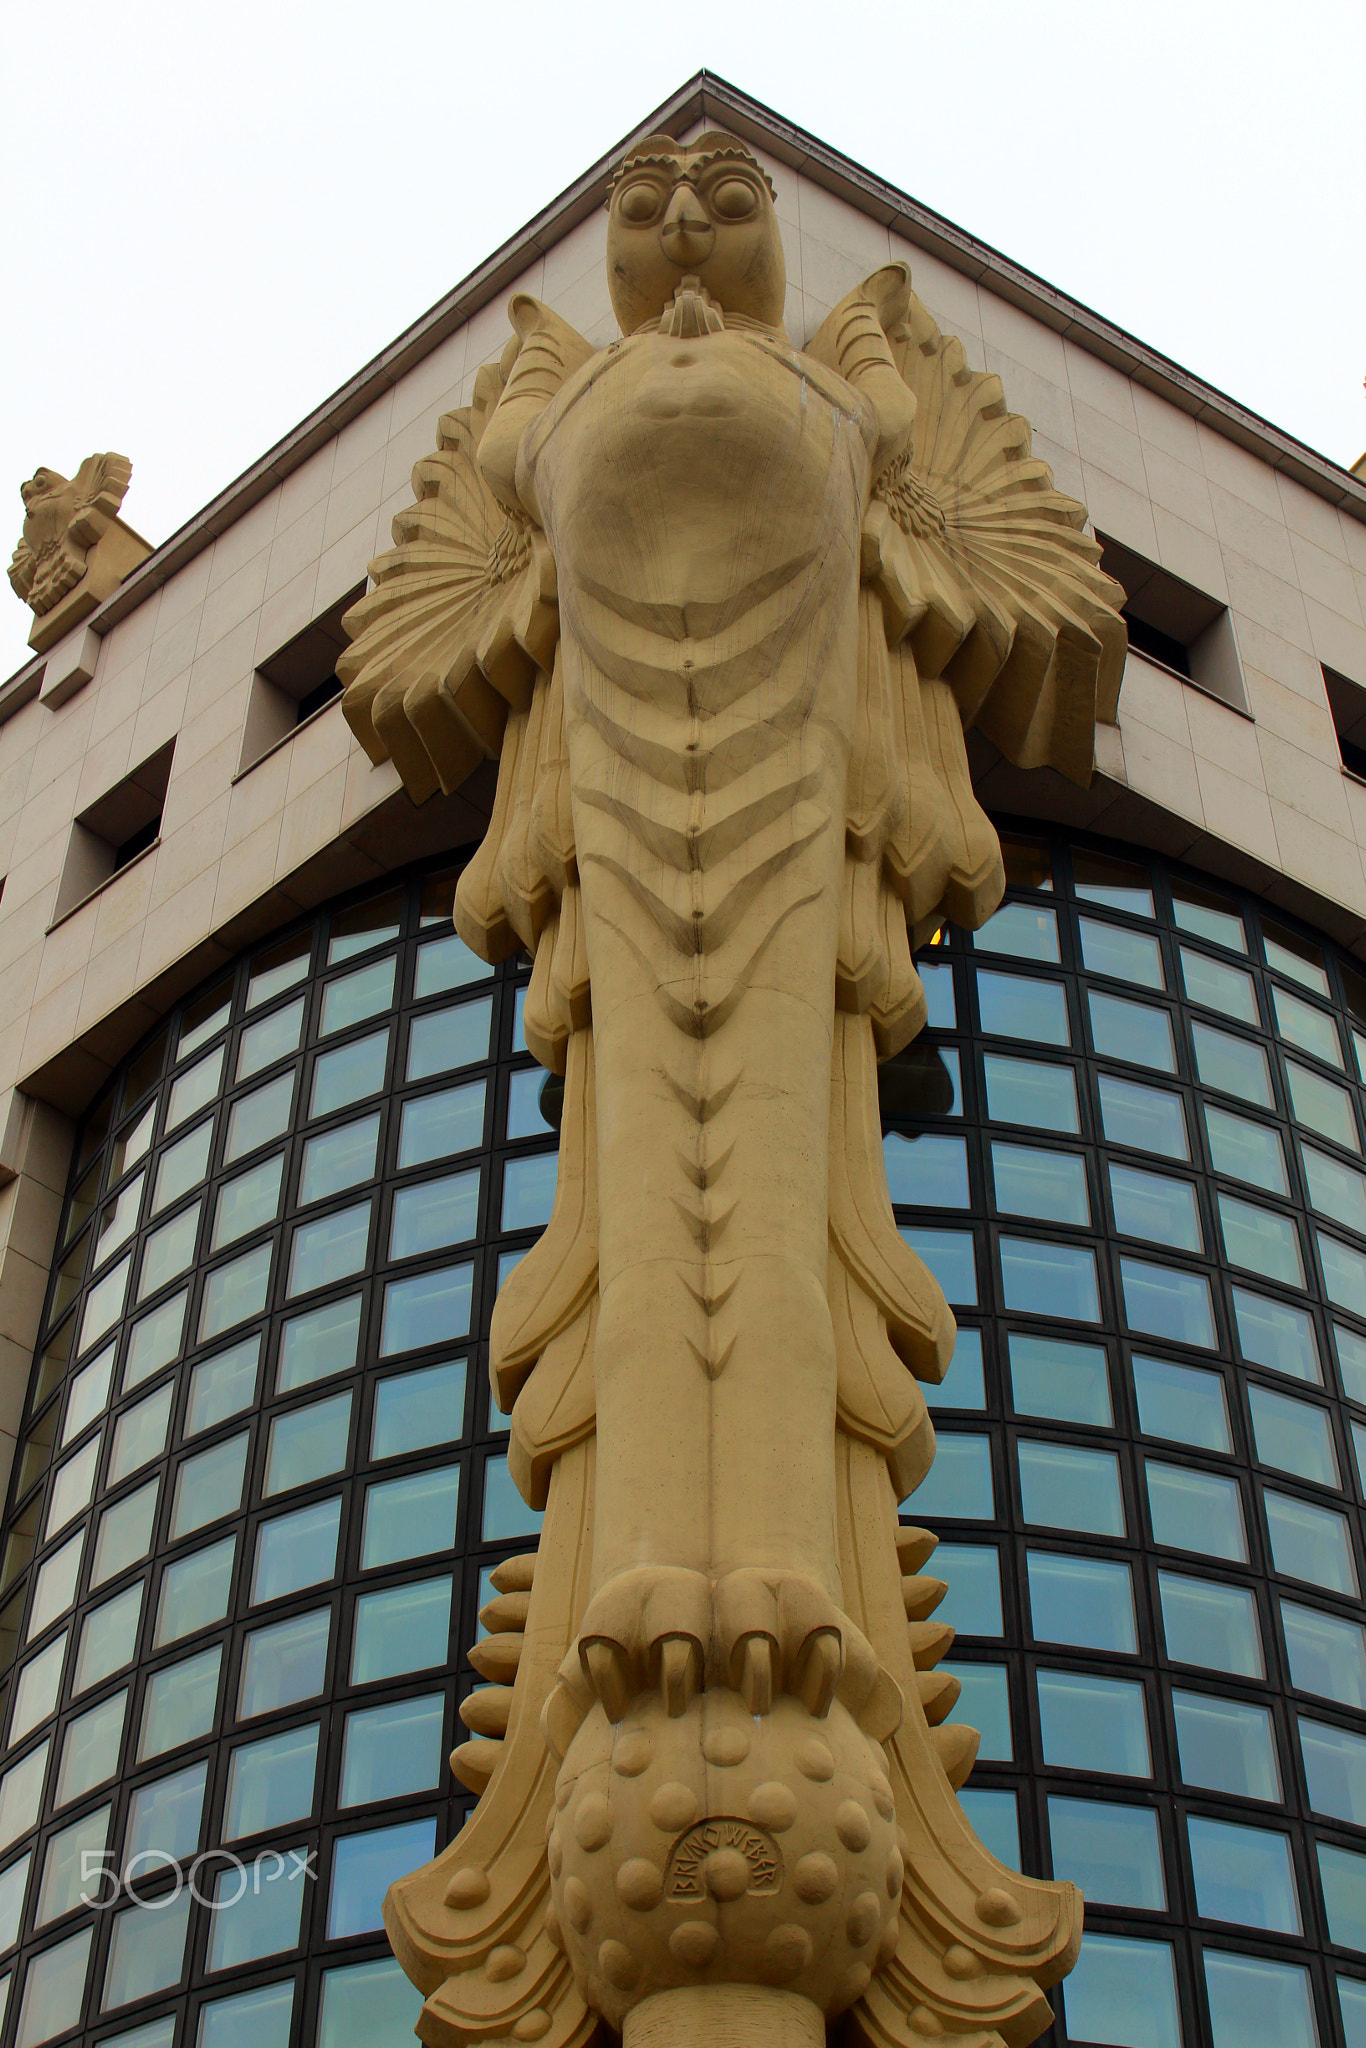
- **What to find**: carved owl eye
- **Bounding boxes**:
[617,180,662,225]
[709,177,760,221]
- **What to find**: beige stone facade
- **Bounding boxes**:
[0,71,1362,1522]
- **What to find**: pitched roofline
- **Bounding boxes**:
[4,67,1361,716]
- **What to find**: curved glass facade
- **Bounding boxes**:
[0,831,1361,2045]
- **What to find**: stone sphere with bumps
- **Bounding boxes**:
[545,1687,903,2030]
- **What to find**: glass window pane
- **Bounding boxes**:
[482,1455,544,1541]
[247,932,311,1010]
[884,1133,969,1208]
[1180,944,1259,1023]
[1028,1551,1136,1652]
[1283,1601,1366,1708]
[311,1030,390,1118]
[165,1047,223,1133]
[414,932,493,998]
[137,1201,201,1301]
[45,1439,98,1537]
[288,1200,371,1296]
[186,1336,260,1436]
[1062,1935,1181,2048]
[207,1852,306,1970]
[109,1099,156,1181]
[1146,1461,1246,1560]
[1300,1718,1366,1826]
[371,1359,467,1460]
[362,1466,459,1569]
[63,1344,114,1447]
[198,1242,272,1341]
[938,1664,1011,1761]
[277,1294,362,1393]
[235,994,304,1082]
[340,1694,445,1807]
[351,1577,452,1685]
[1048,1797,1165,1909]
[300,1113,381,1205]
[0,1855,32,1953]
[1008,1333,1112,1426]
[317,1956,423,2048]
[1174,1690,1281,1800]
[1234,1287,1321,1384]
[993,1144,1088,1225]
[1019,1442,1124,1536]
[154,1534,235,1647]
[1274,983,1341,1067]
[919,962,955,1029]
[1080,916,1164,990]
[1318,1842,1366,1950]
[407,997,493,1081]
[36,1804,108,1926]
[974,901,1059,963]
[1249,1385,1338,1487]
[977,971,1069,1045]
[1264,921,1329,994]
[1089,990,1175,1072]
[1073,850,1152,915]
[380,1265,473,1356]
[1337,1322,1366,1400]
[1303,1142,1366,1234]
[501,1153,557,1233]
[95,1175,144,1268]
[137,1644,219,1761]
[225,1073,294,1164]
[1287,1058,1359,1150]
[252,1498,341,1603]
[28,1534,83,1637]
[1322,1231,1366,1318]
[932,1545,1001,1636]
[57,1689,125,1803]
[1000,1237,1098,1320]
[1174,882,1246,951]
[1193,1022,1274,1107]
[1132,1354,1232,1452]
[899,1227,977,1306]
[108,1382,173,1486]
[265,1389,353,1498]
[170,1433,248,1539]
[328,1817,436,1938]
[320,958,396,1037]
[955,1787,1018,1867]
[0,1744,48,1852]
[1159,1570,1264,1677]
[1264,1489,1357,1594]
[238,1609,330,1718]
[505,1069,552,1141]
[1037,1670,1150,1776]
[392,1170,481,1259]
[901,1436,994,1521]
[329,891,402,966]
[1219,1193,1303,1285]
[79,1253,130,1354]
[1189,1816,1300,1932]
[1340,1977,1366,2048]
[929,1326,985,1410]
[1100,1074,1187,1160]
[14,1926,90,2048]
[982,1054,1077,1132]
[125,1288,189,1394]
[211,1153,283,1251]
[101,1887,189,2009]
[1205,1105,1288,1195]
[1110,1163,1201,1251]
[91,1479,158,1588]
[75,1583,143,1693]
[12,1639,64,1741]
[1121,1257,1215,1347]
[223,1723,319,1839]
[126,1760,205,1865]
[198,1981,294,2048]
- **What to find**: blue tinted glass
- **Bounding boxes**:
[506,1069,553,1141]
[1264,1490,1357,1595]
[1189,1816,1300,1932]
[1000,1237,1098,1320]
[1320,1843,1366,1950]
[1159,1571,1264,1677]
[1321,1231,1366,1317]
[311,1029,390,1117]
[187,1336,260,1435]
[264,1392,351,1496]
[1028,1552,1135,1651]
[390,1171,480,1260]
[251,1498,341,1603]
[1089,991,1175,1072]
[884,1133,969,1207]
[328,1818,437,1939]
[155,1535,236,1647]
[351,1579,452,1685]
[939,1663,1011,1761]
[1287,1059,1358,1149]
[976,971,1068,1045]
[288,1201,370,1296]
[371,1359,467,1460]
[501,1152,558,1232]
[207,1853,306,1969]
[199,1982,294,2048]
[1193,1022,1274,1107]
[102,1888,189,2008]
[1335,1322,1366,1400]
[919,962,955,1029]
[407,997,493,1081]
[318,1956,423,2047]
[1282,1601,1366,1708]
[223,1724,319,1840]
[1121,1257,1215,1347]
[400,1082,486,1165]
[482,1455,544,1541]
[933,1545,1002,1636]
[236,997,304,1081]
[1146,1461,1246,1560]
[992,1144,1088,1225]
[957,1787,1018,1867]
[1205,1104,1287,1194]
[1008,1334,1112,1425]
[1048,1798,1165,1909]
[1132,1354,1232,1452]
[380,1264,473,1355]
[1234,1287,1321,1383]
[1018,1442,1124,1535]
[1299,1717,1366,1825]
[974,902,1059,962]
[902,1435,993,1521]
[1219,1193,1303,1285]
[1300,1142,1366,1232]
[1174,1691,1280,1801]
[300,1115,380,1205]
[983,1054,1078,1132]
[1340,1977,1366,2048]
[1181,945,1259,1022]
[928,1326,985,1410]
[1063,1936,1180,2048]
[1204,1951,1317,2048]
[320,959,395,1037]
[1037,1670,1150,1776]
[1111,1164,1201,1251]
[1080,916,1164,989]
[340,1695,445,1808]
[1100,1074,1187,1159]
[126,1761,206,1865]
[1173,885,1245,952]
[224,1077,294,1167]
[1249,1385,1338,1486]
[899,1226,977,1304]
[362,1466,460,1569]
[1273,984,1341,1067]
[414,934,492,998]
[198,1241,272,1342]
[238,1609,330,1719]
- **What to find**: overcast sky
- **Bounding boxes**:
[2,0,1361,684]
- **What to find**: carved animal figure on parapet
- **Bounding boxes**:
[340,128,1125,2048]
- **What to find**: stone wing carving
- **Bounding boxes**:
[9,451,135,615]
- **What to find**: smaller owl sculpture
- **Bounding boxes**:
[9,454,136,618]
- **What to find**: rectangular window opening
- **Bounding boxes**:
[53,738,175,922]
[1099,532,1248,714]
[237,584,366,776]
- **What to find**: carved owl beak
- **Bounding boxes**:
[660,184,714,269]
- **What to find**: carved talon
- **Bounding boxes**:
[792,1629,843,1718]
[735,1633,775,1715]
[583,1638,634,1723]
[655,1635,702,1718]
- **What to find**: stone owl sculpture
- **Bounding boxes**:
[339,131,1126,2048]
[8,455,136,617]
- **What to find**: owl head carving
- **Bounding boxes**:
[606,131,786,336]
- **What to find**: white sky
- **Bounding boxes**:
[2,0,1361,684]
